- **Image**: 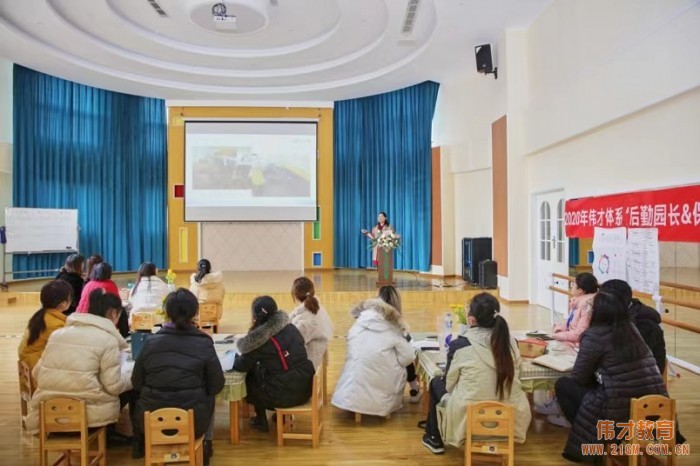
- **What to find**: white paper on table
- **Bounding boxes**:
[121,359,135,377]
[219,350,237,371]
[411,340,440,351]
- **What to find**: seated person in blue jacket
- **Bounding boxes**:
[233,295,315,433]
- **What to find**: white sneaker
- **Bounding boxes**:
[546,414,572,428]
[408,389,422,404]
[534,399,562,415]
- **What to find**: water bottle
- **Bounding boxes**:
[444,312,453,348]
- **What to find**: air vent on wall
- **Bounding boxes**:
[147,0,168,17]
[401,0,421,35]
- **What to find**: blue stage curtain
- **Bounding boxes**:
[12,65,167,277]
[333,81,439,271]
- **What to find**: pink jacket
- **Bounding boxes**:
[76,280,120,313]
[553,293,595,343]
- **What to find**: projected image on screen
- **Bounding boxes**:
[190,146,310,197]
[185,121,317,222]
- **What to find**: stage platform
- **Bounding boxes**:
[1,269,497,310]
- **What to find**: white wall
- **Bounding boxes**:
[433,0,700,300]
[519,0,700,300]
[523,0,700,156]
[432,59,506,276]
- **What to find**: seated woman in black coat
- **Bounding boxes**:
[55,253,85,315]
[131,289,225,464]
[233,295,315,433]
[555,290,667,463]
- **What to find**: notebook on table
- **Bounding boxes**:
[532,353,577,372]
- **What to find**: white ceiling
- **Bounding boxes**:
[0,0,551,101]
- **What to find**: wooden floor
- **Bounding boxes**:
[2,281,699,464]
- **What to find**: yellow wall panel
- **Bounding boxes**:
[167,106,334,271]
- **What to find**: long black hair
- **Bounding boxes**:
[589,290,639,362]
[26,280,73,346]
[194,259,212,284]
[376,211,390,229]
[89,262,112,281]
[164,288,199,330]
[468,293,514,400]
[87,288,123,319]
[251,295,278,330]
[132,262,157,295]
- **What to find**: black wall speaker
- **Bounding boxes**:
[475,44,493,72]
[475,44,498,79]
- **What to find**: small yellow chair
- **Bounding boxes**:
[275,363,324,448]
[39,397,106,466]
[465,401,515,466]
[144,408,203,466]
[196,303,221,334]
[18,360,34,429]
[630,395,676,466]
[132,312,156,331]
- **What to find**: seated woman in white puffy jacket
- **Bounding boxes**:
[331,286,415,417]
[189,259,225,320]
[27,288,133,434]
[128,262,170,325]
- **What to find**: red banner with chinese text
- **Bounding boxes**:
[565,185,700,242]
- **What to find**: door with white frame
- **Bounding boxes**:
[534,191,569,316]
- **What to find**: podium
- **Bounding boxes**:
[376,248,395,286]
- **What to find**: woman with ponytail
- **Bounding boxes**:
[422,293,531,454]
[27,288,131,437]
[289,277,333,369]
[18,280,73,370]
[189,259,225,320]
[132,288,224,463]
[128,262,170,325]
[233,296,315,433]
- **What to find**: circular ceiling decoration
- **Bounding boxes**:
[0,0,552,100]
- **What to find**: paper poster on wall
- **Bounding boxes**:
[627,228,660,295]
[592,227,628,284]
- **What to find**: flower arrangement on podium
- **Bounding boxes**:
[372,232,402,251]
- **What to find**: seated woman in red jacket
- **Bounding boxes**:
[76,262,128,337]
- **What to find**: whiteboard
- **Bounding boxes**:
[4,208,79,253]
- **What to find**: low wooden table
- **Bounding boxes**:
[212,335,247,445]
[412,332,575,416]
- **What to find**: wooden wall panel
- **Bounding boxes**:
[167,106,334,271]
[431,147,442,267]
[492,116,508,276]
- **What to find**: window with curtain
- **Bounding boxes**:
[12,65,167,276]
[333,81,439,271]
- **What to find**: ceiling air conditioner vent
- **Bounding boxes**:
[401,0,421,35]
[146,0,168,17]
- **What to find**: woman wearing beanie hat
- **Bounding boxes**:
[233,296,315,432]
